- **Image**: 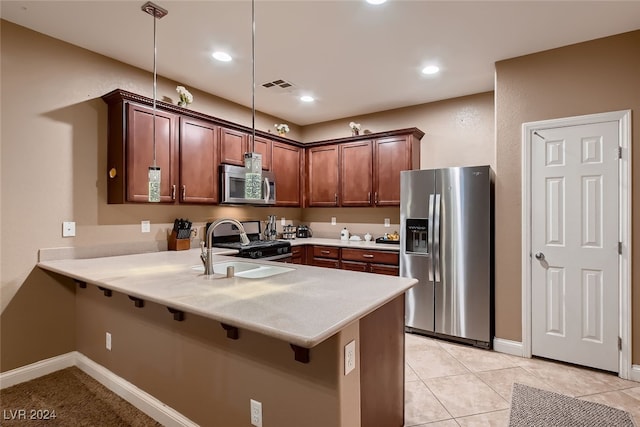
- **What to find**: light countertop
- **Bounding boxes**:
[288,237,400,251]
[38,248,416,348]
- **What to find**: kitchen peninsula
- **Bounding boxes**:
[38,248,416,427]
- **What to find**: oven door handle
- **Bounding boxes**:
[257,253,292,261]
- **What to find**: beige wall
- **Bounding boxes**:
[302,92,496,171]
[0,21,303,369]
[495,30,640,362]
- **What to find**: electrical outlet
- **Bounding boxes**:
[331,217,337,225]
[345,340,356,375]
[106,332,112,351]
[62,221,76,237]
[250,399,262,427]
[141,220,151,233]
[281,217,286,226]
[384,218,390,227]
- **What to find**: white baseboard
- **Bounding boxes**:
[0,352,76,389]
[1,352,198,427]
[493,337,525,357]
[630,365,640,383]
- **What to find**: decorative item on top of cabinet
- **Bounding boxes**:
[349,121,361,136]
[176,85,193,108]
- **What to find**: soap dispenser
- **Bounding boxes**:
[340,227,350,241]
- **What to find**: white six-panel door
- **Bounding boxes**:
[531,121,619,372]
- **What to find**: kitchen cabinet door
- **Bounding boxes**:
[374,136,417,206]
[272,142,301,206]
[253,136,272,171]
[307,145,339,206]
[219,127,248,166]
[340,141,373,206]
[125,103,178,203]
[179,118,218,204]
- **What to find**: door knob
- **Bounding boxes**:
[535,252,545,260]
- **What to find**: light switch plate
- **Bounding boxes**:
[141,220,151,233]
[331,217,337,225]
[384,218,390,227]
[62,221,76,237]
[281,217,286,226]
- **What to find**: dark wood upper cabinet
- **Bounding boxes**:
[374,135,420,206]
[102,89,423,206]
[124,103,178,203]
[307,145,340,206]
[179,118,218,204]
[219,127,248,166]
[340,141,374,206]
[253,136,272,171]
[272,142,301,206]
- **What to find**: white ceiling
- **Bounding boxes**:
[2,1,640,126]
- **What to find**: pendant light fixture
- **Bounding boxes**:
[244,0,263,200]
[142,1,168,202]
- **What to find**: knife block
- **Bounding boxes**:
[168,230,191,251]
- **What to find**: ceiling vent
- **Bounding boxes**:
[261,79,296,93]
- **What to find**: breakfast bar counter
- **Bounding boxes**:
[37,248,416,427]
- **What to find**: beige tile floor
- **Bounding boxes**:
[404,333,640,426]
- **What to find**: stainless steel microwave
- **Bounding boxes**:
[219,164,276,205]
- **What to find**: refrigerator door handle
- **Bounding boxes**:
[428,194,435,281]
[433,194,441,282]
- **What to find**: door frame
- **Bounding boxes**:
[521,110,632,378]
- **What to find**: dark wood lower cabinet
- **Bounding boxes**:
[341,248,399,276]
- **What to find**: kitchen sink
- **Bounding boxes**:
[192,261,294,279]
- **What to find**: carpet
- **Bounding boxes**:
[509,383,636,427]
[0,367,162,426]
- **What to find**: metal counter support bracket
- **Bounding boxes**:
[221,323,239,339]
[167,307,184,321]
[97,287,112,297]
[74,280,87,288]
[290,344,310,364]
[128,296,145,308]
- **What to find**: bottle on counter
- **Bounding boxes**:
[340,227,350,241]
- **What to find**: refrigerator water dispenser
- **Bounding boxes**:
[405,218,428,254]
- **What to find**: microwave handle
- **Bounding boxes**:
[263,177,271,202]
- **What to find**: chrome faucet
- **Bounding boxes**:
[201,218,250,276]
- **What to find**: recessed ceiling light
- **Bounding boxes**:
[300,95,315,102]
[421,65,440,75]
[212,51,232,62]
[366,0,387,4]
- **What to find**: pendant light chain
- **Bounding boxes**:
[152,12,158,167]
[251,0,256,153]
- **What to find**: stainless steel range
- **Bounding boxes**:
[207,220,291,261]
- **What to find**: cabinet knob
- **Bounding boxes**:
[368,192,372,203]
[334,193,338,205]
[363,254,374,258]
[181,185,186,200]
[171,185,176,200]
[375,192,379,204]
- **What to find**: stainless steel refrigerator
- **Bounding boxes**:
[401,166,493,348]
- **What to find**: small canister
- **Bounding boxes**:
[340,227,350,241]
